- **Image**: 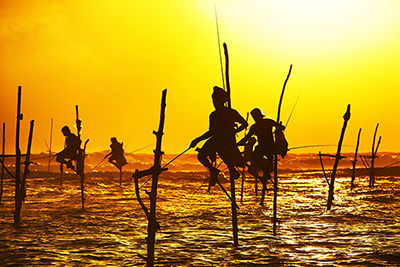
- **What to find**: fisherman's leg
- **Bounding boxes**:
[197,142,220,186]
[66,159,76,171]
[228,165,240,180]
[248,162,262,180]
[56,151,68,165]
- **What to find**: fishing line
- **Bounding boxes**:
[214,2,225,90]
[162,147,191,169]
[125,143,155,156]
[285,89,302,128]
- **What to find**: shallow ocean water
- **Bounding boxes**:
[1,170,399,266]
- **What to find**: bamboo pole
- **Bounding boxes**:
[350,128,361,190]
[273,65,292,234]
[370,123,379,187]
[318,151,330,186]
[75,105,87,211]
[21,120,34,202]
[1,123,5,203]
[240,112,249,204]
[223,42,239,246]
[134,89,168,267]
[59,163,63,186]
[48,118,53,172]
[14,86,22,225]
[327,104,351,211]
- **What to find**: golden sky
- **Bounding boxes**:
[1,0,400,156]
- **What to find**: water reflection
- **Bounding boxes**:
[0,172,399,266]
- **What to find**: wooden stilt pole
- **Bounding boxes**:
[327,105,351,211]
[60,163,63,186]
[75,105,88,211]
[240,113,249,204]
[1,123,5,203]
[14,86,22,225]
[240,169,245,204]
[350,128,361,190]
[21,120,34,202]
[223,42,239,246]
[260,181,267,206]
[255,176,258,196]
[273,65,292,234]
[48,118,53,172]
[134,89,168,266]
[370,123,380,188]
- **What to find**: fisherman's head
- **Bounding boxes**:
[212,86,229,107]
[111,137,117,143]
[250,108,265,122]
[61,126,71,136]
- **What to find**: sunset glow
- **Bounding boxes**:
[1,0,400,155]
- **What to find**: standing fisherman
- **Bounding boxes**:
[105,137,127,171]
[237,108,285,184]
[190,86,248,186]
[56,126,81,172]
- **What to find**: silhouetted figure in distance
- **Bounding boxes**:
[190,86,248,186]
[238,108,285,184]
[56,126,81,172]
[105,137,127,171]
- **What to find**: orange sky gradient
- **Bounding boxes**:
[1,0,400,156]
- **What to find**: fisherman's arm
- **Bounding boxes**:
[234,111,248,133]
[275,121,285,131]
[237,127,254,146]
[190,131,212,148]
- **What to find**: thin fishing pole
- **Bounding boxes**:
[116,148,193,214]
[285,89,302,128]
[138,147,192,189]
[288,144,353,150]
[0,158,15,178]
[184,175,210,206]
[91,156,107,172]
[125,143,155,155]
[185,161,226,205]
[214,2,225,90]
[162,147,191,169]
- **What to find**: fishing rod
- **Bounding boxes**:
[357,158,400,177]
[91,156,108,172]
[288,144,353,151]
[162,147,191,169]
[92,143,155,172]
[115,147,193,215]
[184,175,210,206]
[214,1,225,90]
[138,147,192,188]
[285,89,302,128]
[125,143,155,155]
[0,158,15,179]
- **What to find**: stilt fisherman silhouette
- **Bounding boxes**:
[56,126,81,172]
[237,108,285,184]
[190,86,248,186]
[105,137,127,171]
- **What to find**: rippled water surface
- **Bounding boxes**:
[1,170,399,266]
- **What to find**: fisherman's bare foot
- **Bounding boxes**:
[66,161,76,172]
[209,168,220,186]
[262,171,271,185]
[231,168,240,180]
